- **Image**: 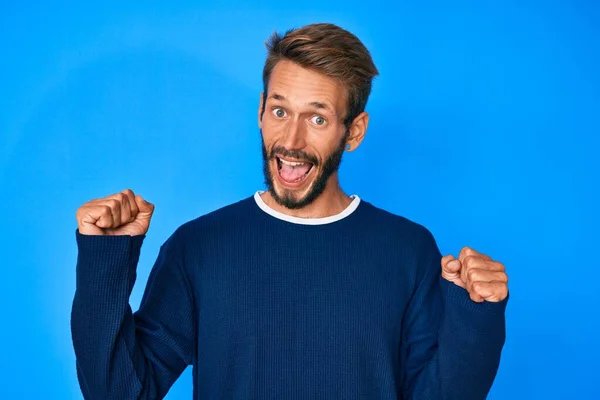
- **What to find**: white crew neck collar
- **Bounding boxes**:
[253,191,361,225]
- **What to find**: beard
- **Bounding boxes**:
[261,130,348,210]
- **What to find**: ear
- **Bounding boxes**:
[258,92,264,129]
[345,111,369,152]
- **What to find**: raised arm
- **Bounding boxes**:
[71,189,195,399]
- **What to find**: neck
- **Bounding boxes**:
[260,176,353,219]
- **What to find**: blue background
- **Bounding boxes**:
[1,1,598,398]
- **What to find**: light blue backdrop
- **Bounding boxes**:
[1,1,598,399]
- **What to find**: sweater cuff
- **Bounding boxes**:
[75,229,146,275]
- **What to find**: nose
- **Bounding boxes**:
[280,119,307,151]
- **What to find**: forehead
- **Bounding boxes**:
[267,60,347,114]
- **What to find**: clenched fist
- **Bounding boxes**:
[76,189,154,236]
[441,247,509,303]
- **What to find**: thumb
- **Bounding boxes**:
[134,195,155,216]
[441,255,465,288]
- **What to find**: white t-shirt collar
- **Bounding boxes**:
[253,190,361,225]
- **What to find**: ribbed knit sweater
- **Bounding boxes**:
[71,192,507,399]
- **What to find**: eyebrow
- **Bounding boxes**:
[269,93,335,115]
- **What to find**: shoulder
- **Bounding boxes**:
[357,200,438,250]
[358,199,442,283]
[355,199,442,286]
[357,199,441,272]
[163,195,256,249]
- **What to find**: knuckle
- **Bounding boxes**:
[467,268,479,281]
[77,205,90,217]
[463,246,476,256]
[470,292,482,302]
[463,255,476,268]
[488,260,502,271]
[459,246,471,258]
[472,281,484,292]
[121,195,130,208]
[107,199,120,209]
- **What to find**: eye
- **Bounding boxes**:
[310,115,327,126]
[272,107,287,118]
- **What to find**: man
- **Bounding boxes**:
[71,23,508,399]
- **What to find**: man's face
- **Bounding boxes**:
[259,60,349,209]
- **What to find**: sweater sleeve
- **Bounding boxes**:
[401,232,508,400]
[70,229,196,400]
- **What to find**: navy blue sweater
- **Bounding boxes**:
[71,193,507,399]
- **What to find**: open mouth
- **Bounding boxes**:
[276,156,314,185]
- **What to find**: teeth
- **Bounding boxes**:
[279,158,306,167]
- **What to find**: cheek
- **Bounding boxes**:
[260,127,276,149]
[261,118,279,136]
[260,128,280,158]
[261,121,288,146]
[318,130,345,154]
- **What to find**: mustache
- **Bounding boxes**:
[269,145,319,167]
